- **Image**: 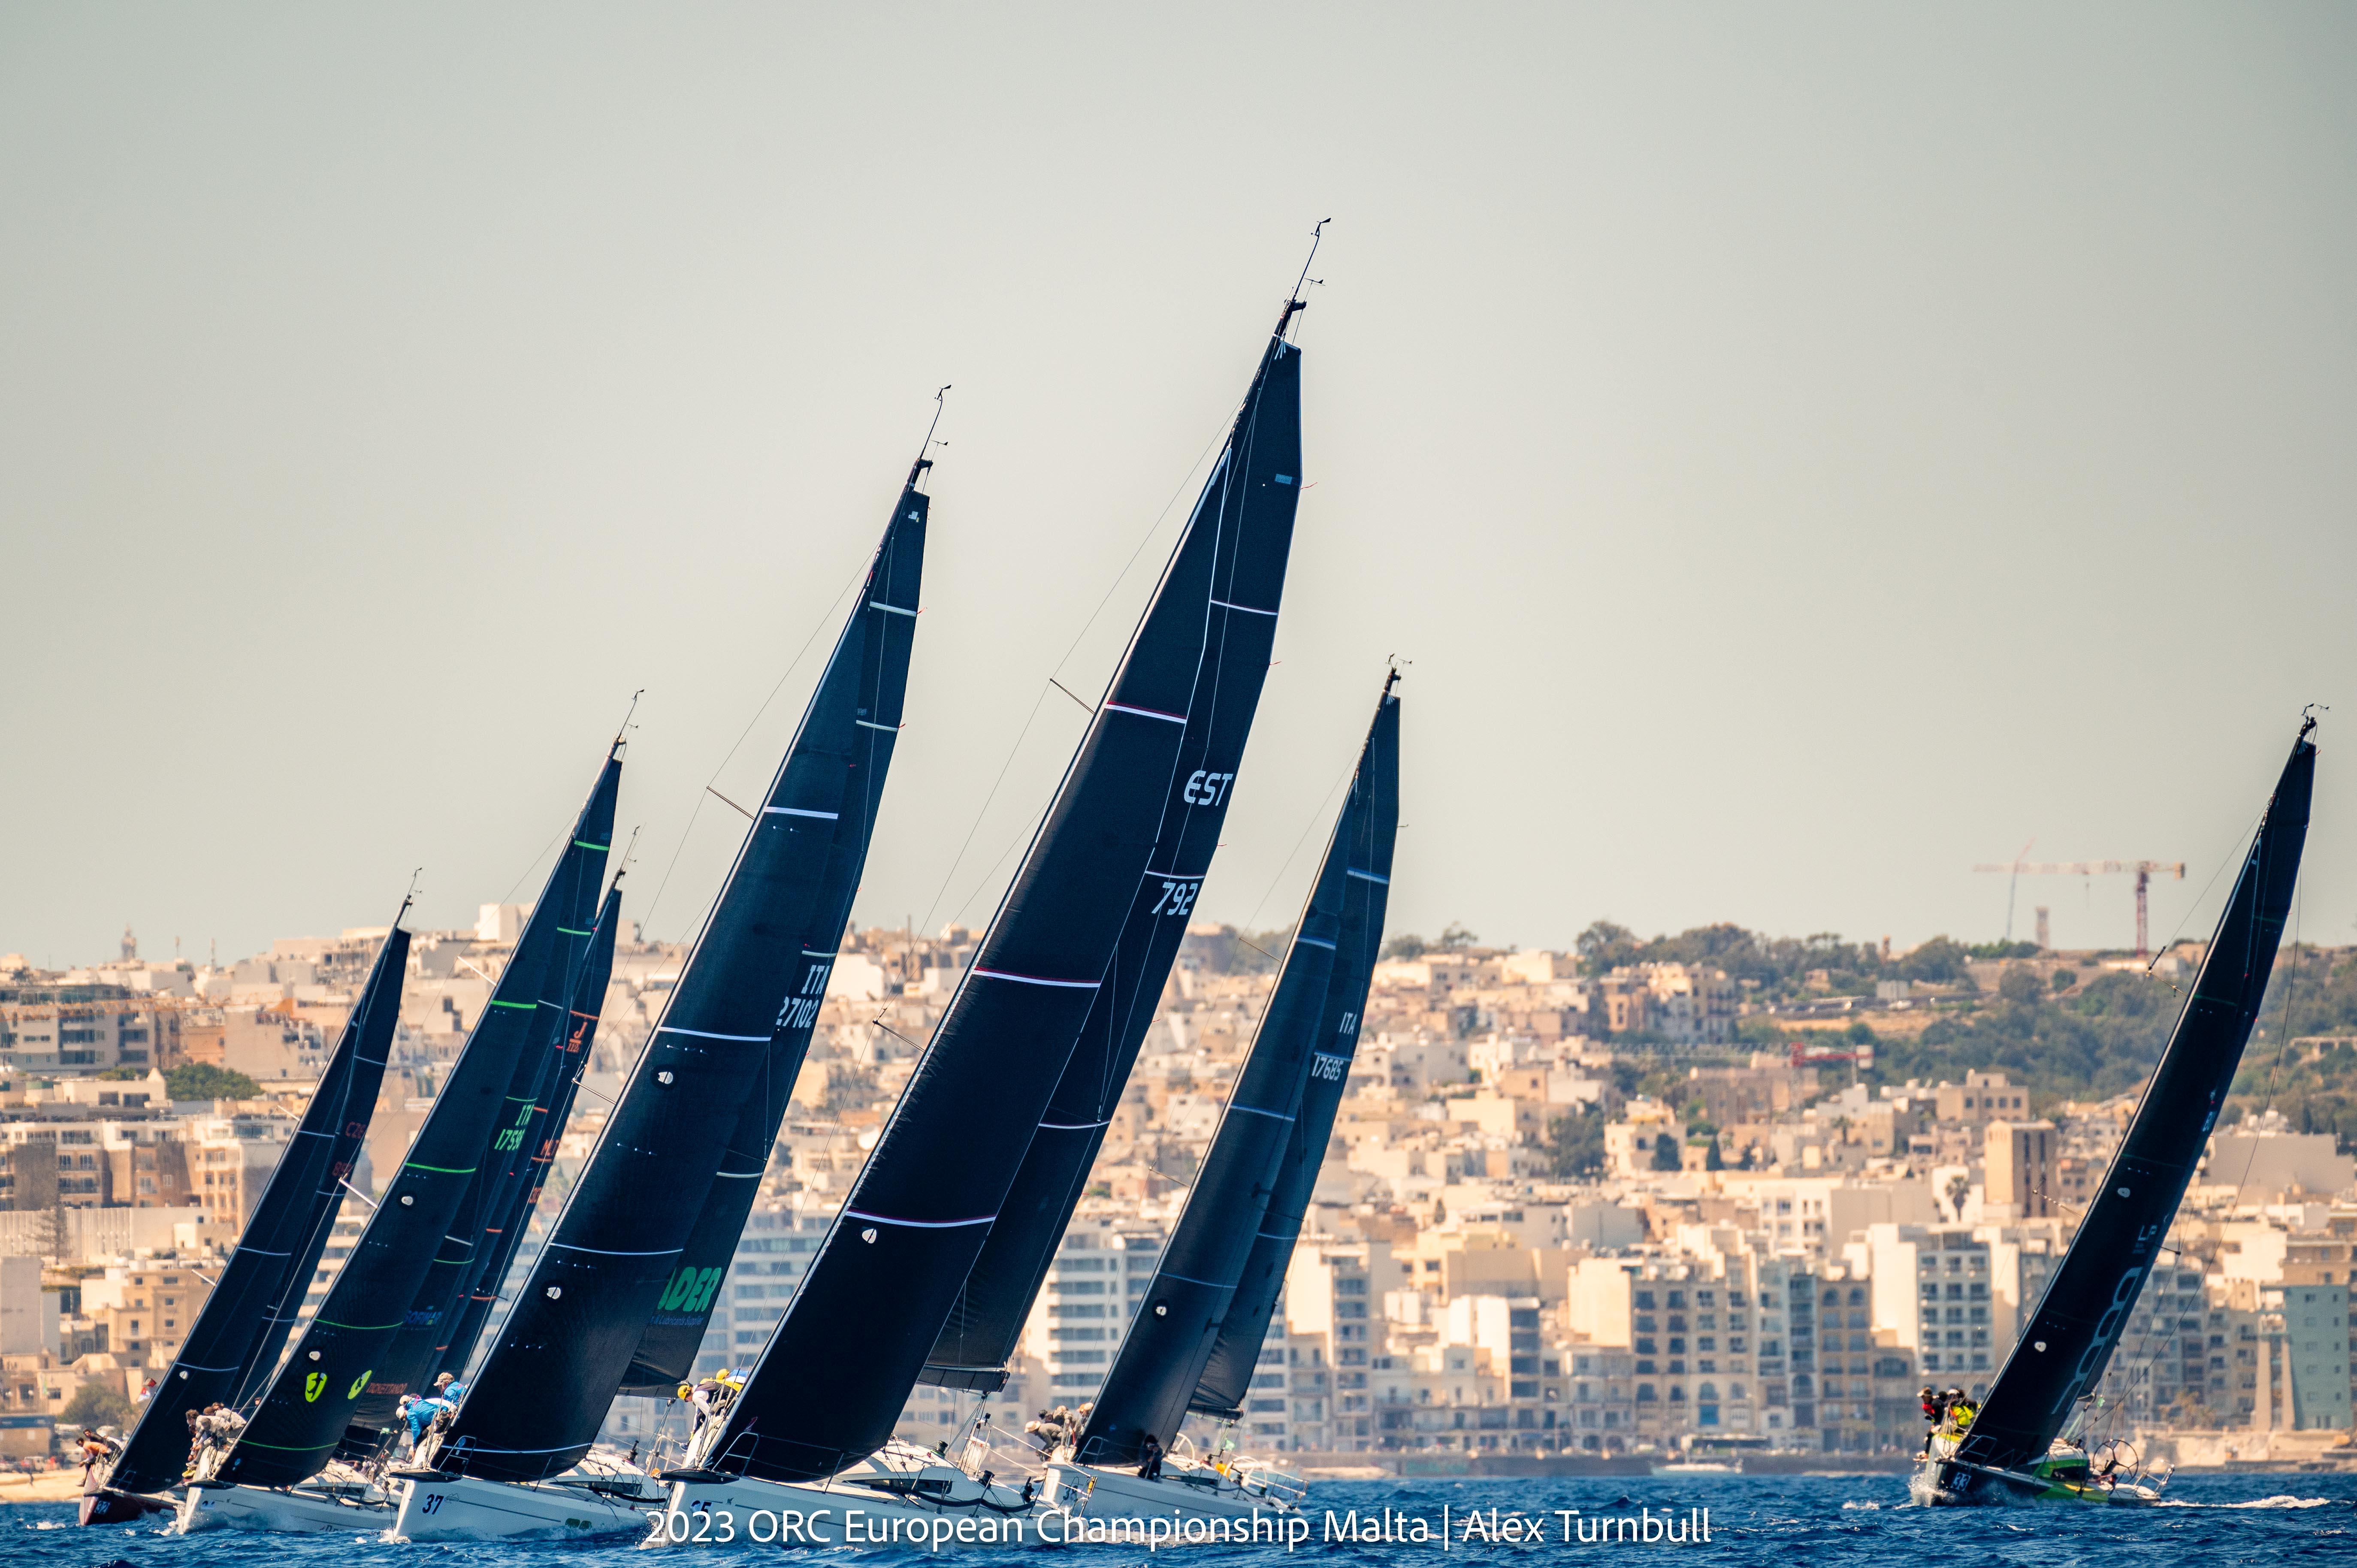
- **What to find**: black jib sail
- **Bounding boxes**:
[211,753,620,1488]
[436,472,927,1484]
[922,327,1303,1392]
[98,918,410,1500]
[1946,721,2316,1493]
[697,321,1307,1490]
[1075,715,1364,1462]
[350,870,626,1444]
[1193,680,1398,1419]
[432,882,624,1385]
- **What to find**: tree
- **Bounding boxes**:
[1898,937,1974,986]
[1434,922,1480,952]
[63,1379,131,1429]
[1652,1132,1683,1172]
[1545,1106,1606,1180]
[1381,933,1429,961]
[164,1063,259,1102]
[1944,1172,1971,1223]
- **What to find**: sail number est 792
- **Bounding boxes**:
[1183,770,1235,806]
[1150,879,1202,917]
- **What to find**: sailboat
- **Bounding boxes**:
[1046,676,1399,1529]
[652,304,1311,1543]
[384,457,928,1540]
[1914,718,2316,1505]
[79,910,412,1525]
[924,300,1305,1395]
[173,747,622,1532]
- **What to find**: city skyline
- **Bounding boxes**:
[6,6,2355,967]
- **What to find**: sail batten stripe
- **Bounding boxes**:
[1104,701,1186,725]
[1225,1105,1296,1122]
[870,602,918,617]
[1210,598,1276,616]
[843,1210,996,1230]
[1038,1118,1114,1131]
[764,807,840,819]
[1293,937,1338,950]
[1345,868,1388,884]
[1156,1272,1235,1289]
[656,1026,771,1042]
[970,968,1099,990]
[856,720,900,732]
[548,1243,685,1257]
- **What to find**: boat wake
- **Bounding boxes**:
[2155,1495,2339,1510]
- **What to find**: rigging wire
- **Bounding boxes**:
[913,393,1246,938]
[2099,840,2305,1438]
[638,557,871,942]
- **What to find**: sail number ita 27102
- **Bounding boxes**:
[773,962,834,1032]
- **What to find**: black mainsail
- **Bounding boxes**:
[1944,721,2315,1494]
[1079,677,1396,1459]
[1193,680,1396,1418]
[432,882,624,1385]
[98,918,409,1501]
[436,471,927,1484]
[212,753,620,1487]
[694,321,1307,1489]
[921,328,1303,1392]
[618,480,934,1394]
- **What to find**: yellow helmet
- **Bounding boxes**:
[677,1384,694,1401]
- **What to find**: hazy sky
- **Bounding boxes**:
[5,5,2354,970]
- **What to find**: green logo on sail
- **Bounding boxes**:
[348,1369,373,1400]
[304,1372,326,1402]
[657,1265,722,1314]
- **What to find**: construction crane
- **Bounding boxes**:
[1970,859,2185,957]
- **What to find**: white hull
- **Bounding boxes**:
[172,1480,399,1535]
[1046,1460,1301,1526]
[390,1469,664,1540]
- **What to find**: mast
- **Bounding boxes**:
[435,472,927,1485]
[690,335,1283,1488]
[923,323,1304,1391]
[211,752,620,1488]
[1081,675,1397,1459]
[1949,720,2316,1489]
[99,913,410,1499]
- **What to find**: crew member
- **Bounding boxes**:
[1138,1431,1164,1482]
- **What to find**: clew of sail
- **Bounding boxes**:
[922,330,1303,1391]
[99,919,409,1500]
[435,476,926,1484]
[1191,681,1397,1418]
[210,752,620,1488]
[1948,722,2316,1489]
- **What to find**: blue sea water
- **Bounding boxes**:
[11,1474,2355,1568]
